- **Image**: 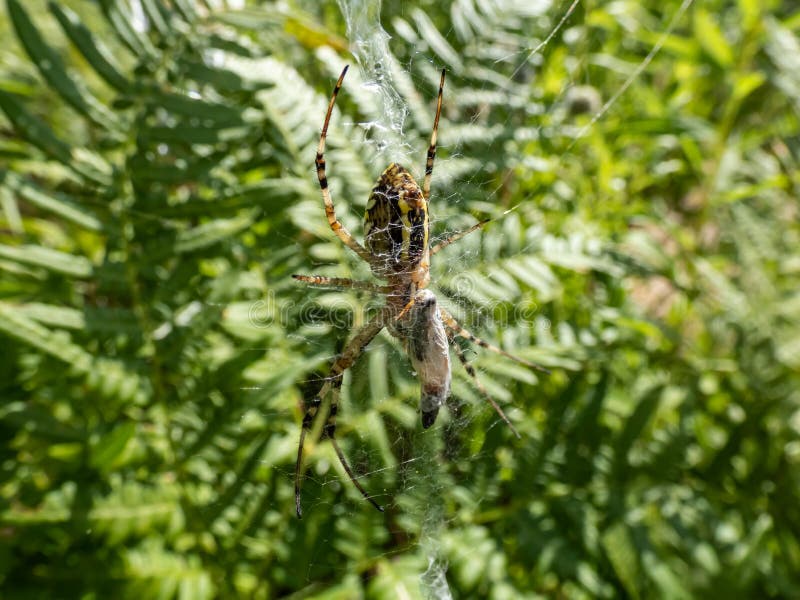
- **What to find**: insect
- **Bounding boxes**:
[293,66,548,518]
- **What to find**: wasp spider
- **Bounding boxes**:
[293,66,547,517]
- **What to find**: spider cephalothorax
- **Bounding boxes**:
[292,66,548,518]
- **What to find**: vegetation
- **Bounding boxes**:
[1,0,798,597]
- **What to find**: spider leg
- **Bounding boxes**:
[422,68,446,201]
[431,207,521,257]
[430,218,490,256]
[439,307,550,374]
[450,336,521,438]
[292,274,389,293]
[317,65,373,264]
[330,427,383,513]
[394,294,417,321]
[295,309,388,518]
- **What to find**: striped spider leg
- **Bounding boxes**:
[439,307,550,374]
[293,307,391,518]
[291,274,389,294]
[313,65,373,265]
[448,334,521,439]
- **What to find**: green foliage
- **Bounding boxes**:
[1,0,799,598]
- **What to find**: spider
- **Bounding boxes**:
[293,65,547,518]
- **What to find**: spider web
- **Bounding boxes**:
[101,1,696,595]
[87,0,704,593]
[303,0,696,597]
[8,0,781,597]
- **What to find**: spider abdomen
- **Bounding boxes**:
[364,163,429,276]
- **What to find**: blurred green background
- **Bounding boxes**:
[1,0,799,598]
